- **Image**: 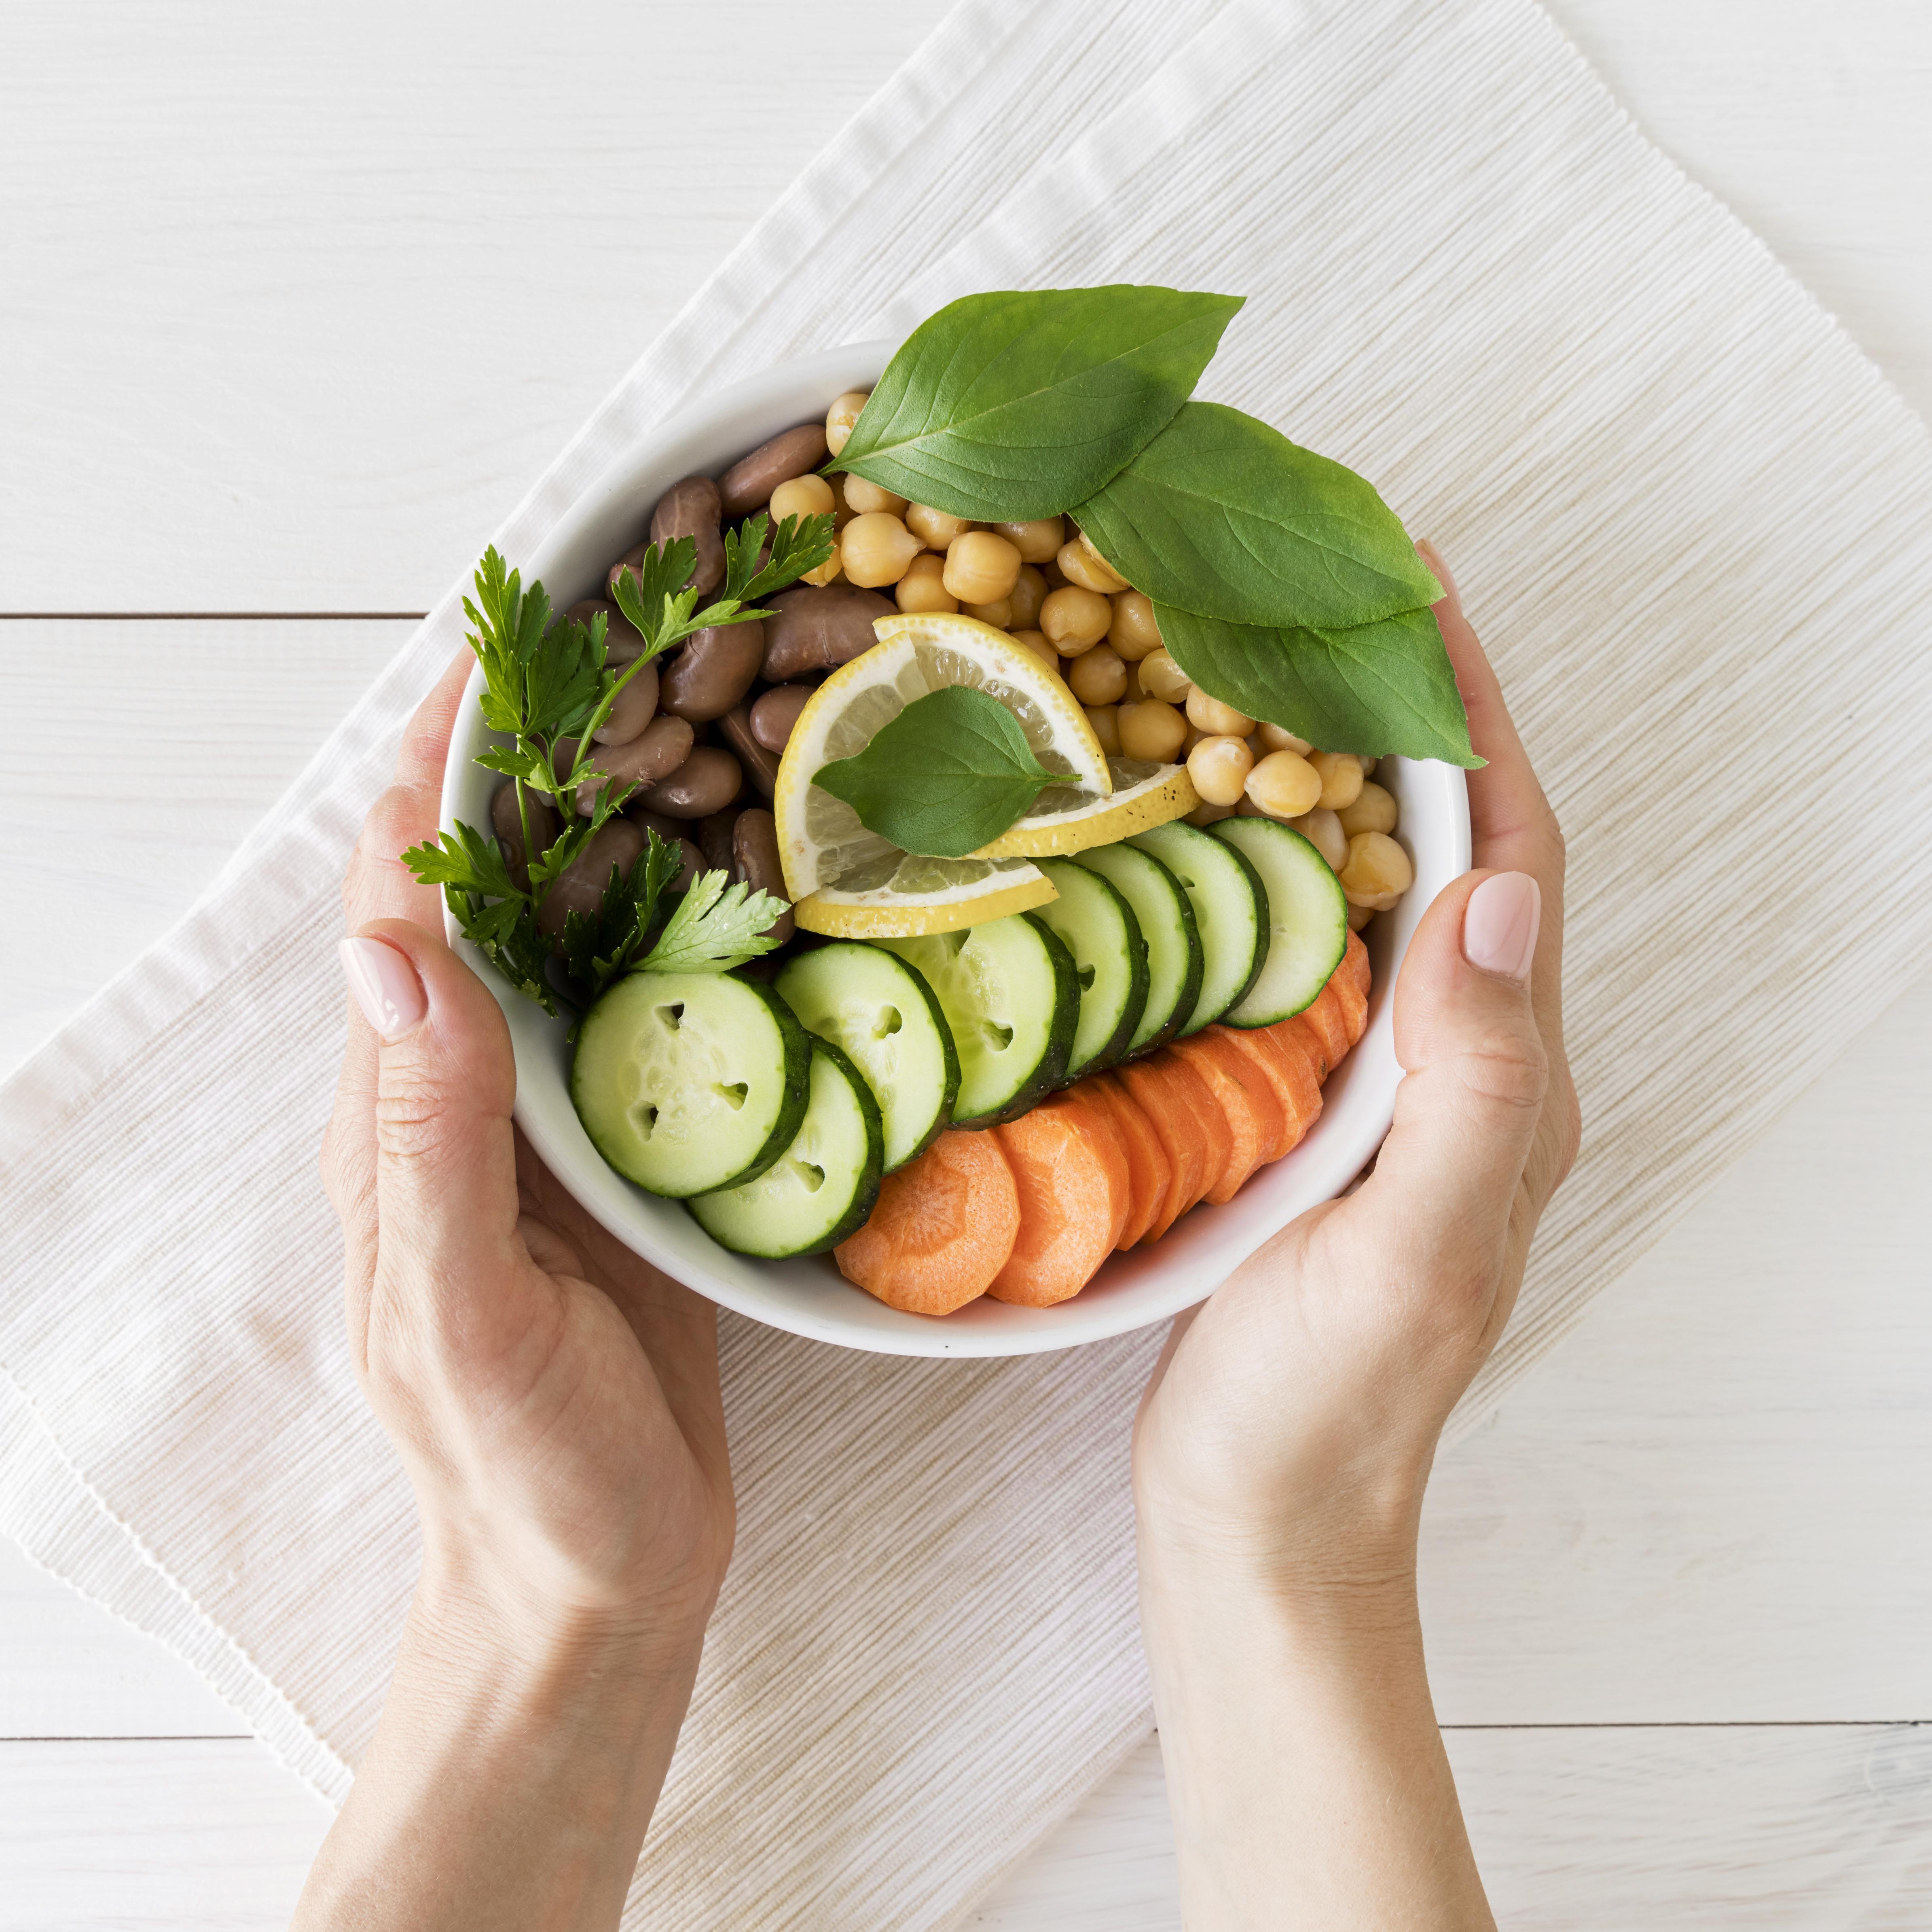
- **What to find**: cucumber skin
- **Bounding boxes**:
[1035,858,1149,1082]
[1130,822,1270,1036]
[570,972,812,1199]
[685,1038,884,1258]
[1208,818,1349,1027]
[950,913,1079,1129]
[1077,844,1204,1062]
[774,941,962,1173]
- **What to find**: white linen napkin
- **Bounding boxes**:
[5,1,1932,1925]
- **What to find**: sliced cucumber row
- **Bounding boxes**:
[1128,821,1268,1036]
[688,1038,883,1257]
[1068,840,1201,1056]
[1210,817,1349,1025]
[1033,858,1148,1079]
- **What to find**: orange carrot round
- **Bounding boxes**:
[1087,1074,1172,1251]
[988,1093,1130,1306]
[1216,1022,1324,1163]
[835,1129,1019,1316]
[1168,1032,1286,1205]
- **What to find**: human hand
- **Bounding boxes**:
[1134,541,1579,1587]
[300,655,733,1931]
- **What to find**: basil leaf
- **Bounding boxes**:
[832,286,1243,521]
[812,686,1061,857]
[1075,402,1443,629]
[1155,603,1481,768]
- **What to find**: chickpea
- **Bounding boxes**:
[963,596,1014,629]
[1040,584,1113,653]
[1253,721,1313,757]
[769,473,835,525]
[842,475,906,516]
[1116,698,1188,762]
[1008,564,1048,629]
[1287,807,1349,871]
[840,512,923,588]
[1243,748,1323,819]
[943,530,1023,605]
[1084,704,1122,755]
[1108,591,1163,661]
[1187,800,1236,826]
[1337,780,1398,838]
[1185,687,1255,737]
[1058,529,1129,594]
[1138,648,1191,703]
[825,389,870,458]
[1339,830,1414,910]
[1187,734,1254,807]
[1309,750,1365,811]
[895,551,957,614]
[1067,644,1128,706]
[1346,900,1376,932]
[906,502,974,550]
[801,551,844,587]
[991,516,1064,563]
[1008,628,1055,667]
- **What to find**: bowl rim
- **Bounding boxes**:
[439,339,1471,1358]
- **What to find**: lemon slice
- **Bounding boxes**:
[970,758,1200,859]
[774,613,1111,934]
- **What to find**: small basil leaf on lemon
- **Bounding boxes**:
[812,686,1063,858]
[831,286,1243,521]
[1074,402,1443,630]
[1155,603,1481,768]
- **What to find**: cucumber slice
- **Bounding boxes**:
[571,970,810,1198]
[1210,818,1350,1025]
[775,941,960,1171]
[688,1039,883,1256]
[1068,841,1202,1057]
[878,912,1077,1127]
[1034,858,1149,1079]
[1128,820,1267,1034]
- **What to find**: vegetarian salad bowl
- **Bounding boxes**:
[434,292,1471,1357]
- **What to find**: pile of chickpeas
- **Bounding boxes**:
[798,388,1417,932]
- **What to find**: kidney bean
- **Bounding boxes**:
[490,780,562,892]
[760,583,893,681]
[719,423,831,519]
[537,818,644,939]
[592,659,659,745]
[567,598,648,665]
[574,714,693,816]
[641,745,742,820]
[651,476,726,595]
[749,682,813,753]
[716,703,778,800]
[731,808,794,944]
[696,808,743,875]
[660,622,764,722]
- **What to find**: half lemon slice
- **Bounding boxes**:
[775,613,1111,936]
[970,757,1200,859]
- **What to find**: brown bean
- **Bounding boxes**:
[567,598,648,665]
[731,808,794,944]
[490,780,561,892]
[641,745,742,820]
[719,423,831,519]
[649,475,726,595]
[716,703,779,799]
[574,714,693,815]
[749,682,814,753]
[760,583,893,680]
[537,818,644,938]
[659,621,764,722]
[592,659,660,745]
[696,809,743,875]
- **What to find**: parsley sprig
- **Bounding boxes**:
[402,521,829,1016]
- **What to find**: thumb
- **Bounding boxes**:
[338,919,523,1348]
[1353,869,1547,1344]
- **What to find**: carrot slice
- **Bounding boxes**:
[1087,1074,1171,1250]
[1168,1033,1285,1205]
[1114,1057,1206,1242]
[988,1093,1130,1306]
[1144,1051,1235,1220]
[835,1129,1018,1316]
[1202,1025,1295,1165]
[1233,1021,1325,1159]
[1057,1084,1133,1253]
[1332,929,1370,1047]
[1342,928,1371,1001]
[1292,981,1352,1075]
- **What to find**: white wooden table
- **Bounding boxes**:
[4,3,1930,1923]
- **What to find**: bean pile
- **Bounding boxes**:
[499,389,1417,946]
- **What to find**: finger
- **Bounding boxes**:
[335,917,522,1367]
[1350,866,1547,1354]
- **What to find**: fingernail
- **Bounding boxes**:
[339,936,426,1040]
[1416,538,1460,604]
[1462,873,1540,985]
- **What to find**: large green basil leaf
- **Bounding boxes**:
[812,685,1062,857]
[831,286,1243,521]
[1076,403,1442,629]
[1156,603,1480,767]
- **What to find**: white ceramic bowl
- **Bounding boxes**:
[440,342,1471,1358]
